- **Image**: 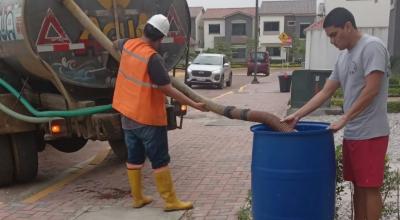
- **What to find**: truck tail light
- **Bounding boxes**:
[49,119,67,136]
[181,105,187,112]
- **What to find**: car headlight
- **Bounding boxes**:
[187,68,192,73]
[212,69,222,74]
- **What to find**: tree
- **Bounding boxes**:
[291,37,306,64]
[206,39,232,60]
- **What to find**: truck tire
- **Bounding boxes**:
[48,136,88,153]
[0,135,14,186]
[10,132,38,183]
[108,140,127,162]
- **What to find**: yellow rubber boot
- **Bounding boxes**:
[127,169,153,208]
[154,167,193,211]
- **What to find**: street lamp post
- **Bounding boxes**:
[251,0,260,84]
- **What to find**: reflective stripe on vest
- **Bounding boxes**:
[112,38,167,126]
[118,69,158,89]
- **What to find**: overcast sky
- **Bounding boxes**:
[186,0,322,9]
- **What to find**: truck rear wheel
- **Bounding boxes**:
[0,135,15,186]
[48,136,88,153]
[108,140,127,162]
[10,132,38,183]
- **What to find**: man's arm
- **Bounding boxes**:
[329,71,384,132]
[158,84,208,112]
[282,79,340,128]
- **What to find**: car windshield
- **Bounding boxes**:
[192,55,222,65]
[251,52,266,62]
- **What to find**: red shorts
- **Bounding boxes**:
[342,136,389,187]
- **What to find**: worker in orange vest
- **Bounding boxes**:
[112,14,208,211]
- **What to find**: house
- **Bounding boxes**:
[305,0,391,70]
[202,8,255,63]
[189,7,205,49]
[259,0,316,61]
[389,0,400,58]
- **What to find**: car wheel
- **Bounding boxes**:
[217,75,224,89]
[226,72,233,87]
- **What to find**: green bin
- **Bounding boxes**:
[291,70,332,108]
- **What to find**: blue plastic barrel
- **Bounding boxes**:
[250,121,336,220]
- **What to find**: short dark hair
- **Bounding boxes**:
[144,24,165,41]
[323,7,357,29]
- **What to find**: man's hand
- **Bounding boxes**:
[328,116,348,133]
[281,114,300,130]
[192,102,209,112]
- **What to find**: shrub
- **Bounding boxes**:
[335,145,400,218]
[388,101,400,113]
[331,99,400,113]
[389,88,400,97]
[389,77,399,86]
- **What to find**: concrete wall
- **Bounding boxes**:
[284,15,315,39]
[225,14,253,42]
[259,15,285,60]
[389,0,400,57]
[325,0,390,29]
[204,19,225,49]
[305,27,389,70]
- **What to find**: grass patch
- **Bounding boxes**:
[238,191,252,220]
[389,88,400,97]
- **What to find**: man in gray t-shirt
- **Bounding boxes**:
[283,7,390,219]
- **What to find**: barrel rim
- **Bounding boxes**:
[250,121,331,136]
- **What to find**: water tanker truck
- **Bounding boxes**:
[0,0,191,186]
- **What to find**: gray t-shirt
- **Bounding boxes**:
[328,34,390,140]
[116,39,171,130]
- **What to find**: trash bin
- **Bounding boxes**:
[278,74,292,93]
[291,70,332,108]
[250,121,336,220]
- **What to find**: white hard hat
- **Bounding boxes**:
[147,14,170,36]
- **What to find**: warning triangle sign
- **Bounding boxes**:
[36,9,71,45]
[167,6,185,36]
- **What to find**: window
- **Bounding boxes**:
[209,24,220,34]
[193,55,223,65]
[263,22,279,35]
[267,47,281,57]
[264,22,279,32]
[232,23,246,36]
[299,23,310,39]
[287,21,296,26]
[232,48,246,59]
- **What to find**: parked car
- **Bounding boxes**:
[247,51,270,76]
[186,53,233,89]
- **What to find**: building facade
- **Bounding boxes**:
[259,0,316,61]
[203,8,255,63]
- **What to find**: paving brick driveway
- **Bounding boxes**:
[0,71,290,220]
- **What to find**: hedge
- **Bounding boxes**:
[331,99,400,113]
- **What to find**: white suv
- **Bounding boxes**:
[186,53,232,89]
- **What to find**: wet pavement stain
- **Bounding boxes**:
[75,187,130,200]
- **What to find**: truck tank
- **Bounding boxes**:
[0,0,190,101]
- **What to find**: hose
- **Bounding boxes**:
[0,101,62,123]
[0,77,112,118]
[61,0,294,132]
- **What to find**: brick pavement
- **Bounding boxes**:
[0,72,290,220]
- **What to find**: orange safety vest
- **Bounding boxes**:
[112,38,167,126]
